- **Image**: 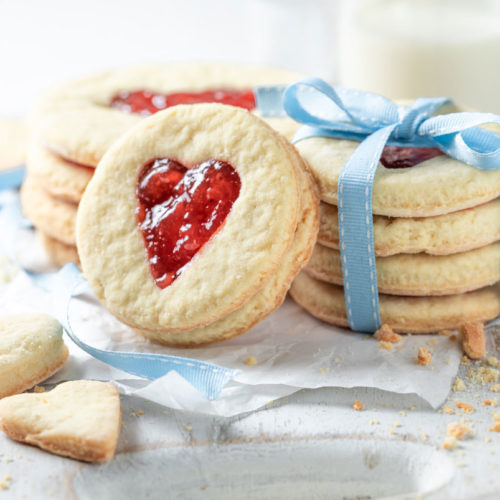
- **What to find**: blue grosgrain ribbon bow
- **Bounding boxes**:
[256,77,500,332]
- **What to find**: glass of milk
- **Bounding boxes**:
[338,0,500,112]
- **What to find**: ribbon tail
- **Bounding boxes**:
[337,125,396,332]
[0,166,25,191]
[49,264,238,401]
[254,85,288,118]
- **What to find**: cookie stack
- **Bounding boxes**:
[25,63,301,266]
[290,105,500,333]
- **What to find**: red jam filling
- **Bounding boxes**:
[136,158,241,288]
[380,146,444,169]
[111,89,256,115]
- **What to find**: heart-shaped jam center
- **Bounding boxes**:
[136,158,241,288]
[380,146,444,168]
[111,89,256,115]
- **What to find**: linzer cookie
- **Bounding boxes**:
[77,103,318,344]
[31,63,301,166]
[290,272,500,334]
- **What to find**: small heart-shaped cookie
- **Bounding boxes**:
[0,380,121,462]
[0,313,68,399]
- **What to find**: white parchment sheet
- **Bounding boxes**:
[0,190,465,416]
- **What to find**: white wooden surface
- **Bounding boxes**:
[1,351,499,499]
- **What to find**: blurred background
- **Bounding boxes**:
[2,0,500,116]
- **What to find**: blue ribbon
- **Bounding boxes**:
[255,78,500,332]
[0,166,25,191]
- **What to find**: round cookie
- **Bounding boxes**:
[295,103,500,216]
[77,103,304,334]
[290,271,500,334]
[305,242,500,296]
[0,313,68,398]
[318,198,500,256]
[26,143,93,204]
[31,63,301,166]
[38,231,80,268]
[0,118,26,170]
[136,144,319,346]
[21,177,77,245]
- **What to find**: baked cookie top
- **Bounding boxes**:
[31,63,301,165]
[77,103,301,332]
[296,103,500,217]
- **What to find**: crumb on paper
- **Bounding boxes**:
[33,386,45,393]
[417,346,432,366]
[453,378,466,392]
[369,419,379,425]
[392,421,401,427]
[486,357,500,368]
[461,355,471,366]
[439,329,453,336]
[467,366,500,384]
[447,422,471,440]
[455,401,475,413]
[379,341,393,351]
[442,405,454,415]
[485,436,492,443]
[491,384,500,393]
[427,338,437,346]
[319,367,330,375]
[489,423,500,432]
[449,334,457,341]
[183,425,192,431]
[244,356,257,366]
[483,400,497,406]
[130,410,144,417]
[353,400,364,411]
[442,437,458,450]
[493,411,500,422]
[389,428,396,435]
[399,410,406,416]
[460,322,486,360]
[374,324,402,343]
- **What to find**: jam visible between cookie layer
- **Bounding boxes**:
[111,89,256,115]
[380,146,444,169]
[136,158,241,288]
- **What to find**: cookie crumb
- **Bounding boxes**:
[455,401,475,413]
[244,356,257,366]
[460,322,485,360]
[399,410,406,416]
[489,423,500,432]
[439,329,453,336]
[483,400,497,406]
[493,411,500,422]
[183,424,192,431]
[389,428,396,434]
[379,341,393,351]
[417,346,432,366]
[352,400,364,411]
[491,384,500,393]
[447,422,471,440]
[442,437,458,450]
[486,357,500,368]
[392,421,401,427]
[442,405,455,414]
[453,378,466,392]
[369,419,379,425]
[449,334,457,341]
[33,386,45,393]
[374,324,401,343]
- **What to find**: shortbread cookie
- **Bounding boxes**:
[290,271,500,333]
[136,139,319,346]
[0,381,120,462]
[77,103,303,334]
[32,63,301,166]
[21,177,77,245]
[0,314,68,399]
[0,118,26,170]
[26,143,93,204]
[318,198,500,256]
[305,242,500,296]
[296,106,500,216]
[38,231,80,267]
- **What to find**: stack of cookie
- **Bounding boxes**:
[24,63,300,266]
[290,106,500,332]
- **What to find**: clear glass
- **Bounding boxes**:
[338,0,500,112]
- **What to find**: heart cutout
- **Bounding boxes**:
[110,88,256,115]
[0,380,121,462]
[136,158,241,288]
